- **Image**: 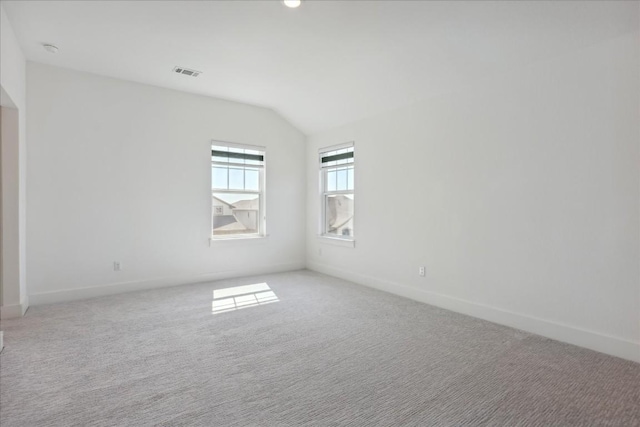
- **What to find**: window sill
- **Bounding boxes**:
[209,235,269,246]
[317,235,355,248]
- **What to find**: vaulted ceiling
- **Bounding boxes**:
[3,1,638,134]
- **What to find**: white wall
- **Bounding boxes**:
[307,32,640,362]
[27,63,306,303]
[0,4,28,318]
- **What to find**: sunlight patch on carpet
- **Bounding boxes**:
[212,283,279,314]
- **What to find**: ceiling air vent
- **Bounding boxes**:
[173,66,202,77]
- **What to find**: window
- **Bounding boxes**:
[319,143,354,239]
[211,141,265,238]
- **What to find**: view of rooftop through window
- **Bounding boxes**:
[211,144,264,237]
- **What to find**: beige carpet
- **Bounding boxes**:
[1,270,638,426]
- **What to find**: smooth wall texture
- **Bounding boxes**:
[0,4,28,317]
[27,63,306,303]
[306,31,640,362]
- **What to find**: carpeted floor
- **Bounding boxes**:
[0,270,638,426]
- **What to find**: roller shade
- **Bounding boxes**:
[211,150,264,163]
[320,145,354,168]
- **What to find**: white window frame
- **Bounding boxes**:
[319,142,355,244]
[211,140,266,240]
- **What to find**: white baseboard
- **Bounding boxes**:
[0,298,28,319]
[29,262,305,306]
[308,261,640,364]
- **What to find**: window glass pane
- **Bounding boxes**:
[229,168,244,190]
[212,193,260,236]
[211,143,265,239]
[324,194,354,237]
[320,144,353,237]
[245,169,259,191]
[327,170,337,192]
[212,167,228,189]
[337,169,347,191]
[347,167,354,190]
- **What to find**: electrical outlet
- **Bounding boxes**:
[113,261,122,271]
[419,266,425,277]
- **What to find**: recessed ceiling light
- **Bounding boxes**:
[43,44,59,54]
[283,0,301,8]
